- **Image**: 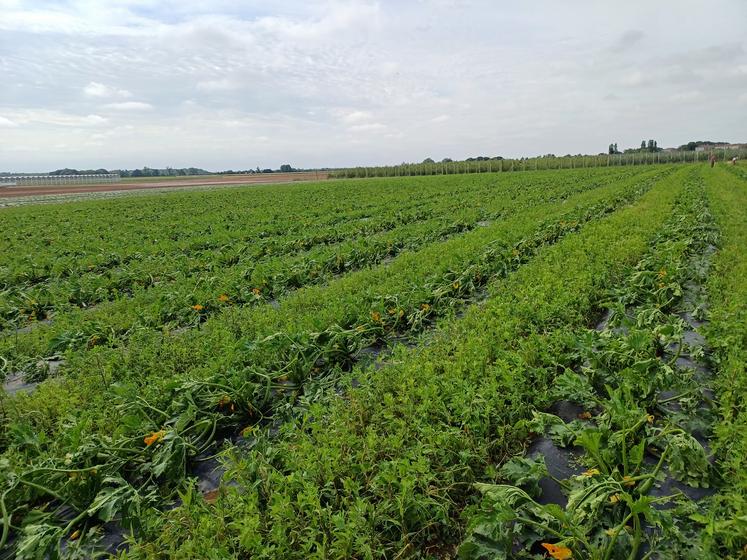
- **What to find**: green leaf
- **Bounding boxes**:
[87,478,136,522]
[666,432,711,487]
[549,369,598,409]
[498,456,549,498]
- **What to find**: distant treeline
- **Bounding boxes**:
[678,141,730,151]
[41,165,311,177]
[217,165,296,174]
[116,167,211,177]
[216,165,334,174]
[40,167,211,177]
[48,168,113,175]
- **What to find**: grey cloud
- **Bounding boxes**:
[1,1,746,171]
[613,29,645,50]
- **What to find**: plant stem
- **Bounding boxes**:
[0,489,10,552]
[603,510,635,560]
[627,513,642,560]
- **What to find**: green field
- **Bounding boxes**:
[1,165,745,559]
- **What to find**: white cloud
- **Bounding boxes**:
[619,70,649,87]
[349,122,387,132]
[1,109,108,127]
[102,101,154,111]
[196,79,237,92]
[340,110,374,125]
[84,82,132,99]
[0,116,18,127]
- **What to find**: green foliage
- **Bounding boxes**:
[459,169,741,558]
[114,166,683,558]
[5,165,743,558]
[699,167,747,556]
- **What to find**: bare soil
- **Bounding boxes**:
[0,172,329,198]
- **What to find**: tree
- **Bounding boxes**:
[641,140,646,150]
[441,158,453,163]
[422,158,435,164]
[279,164,294,172]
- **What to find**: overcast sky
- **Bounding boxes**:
[1,0,746,172]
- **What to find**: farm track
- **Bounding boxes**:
[112,166,688,558]
[0,168,677,557]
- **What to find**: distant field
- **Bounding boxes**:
[0,171,329,199]
[1,164,745,558]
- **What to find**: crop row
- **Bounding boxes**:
[460,169,722,558]
[0,168,673,557]
[2,208,467,330]
[1,166,669,441]
[0,176,497,325]
[0,173,500,293]
[0,168,659,377]
[1,169,637,293]
[115,165,688,558]
[723,161,747,182]
[699,167,747,556]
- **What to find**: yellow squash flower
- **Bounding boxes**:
[144,430,166,446]
[541,542,573,559]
